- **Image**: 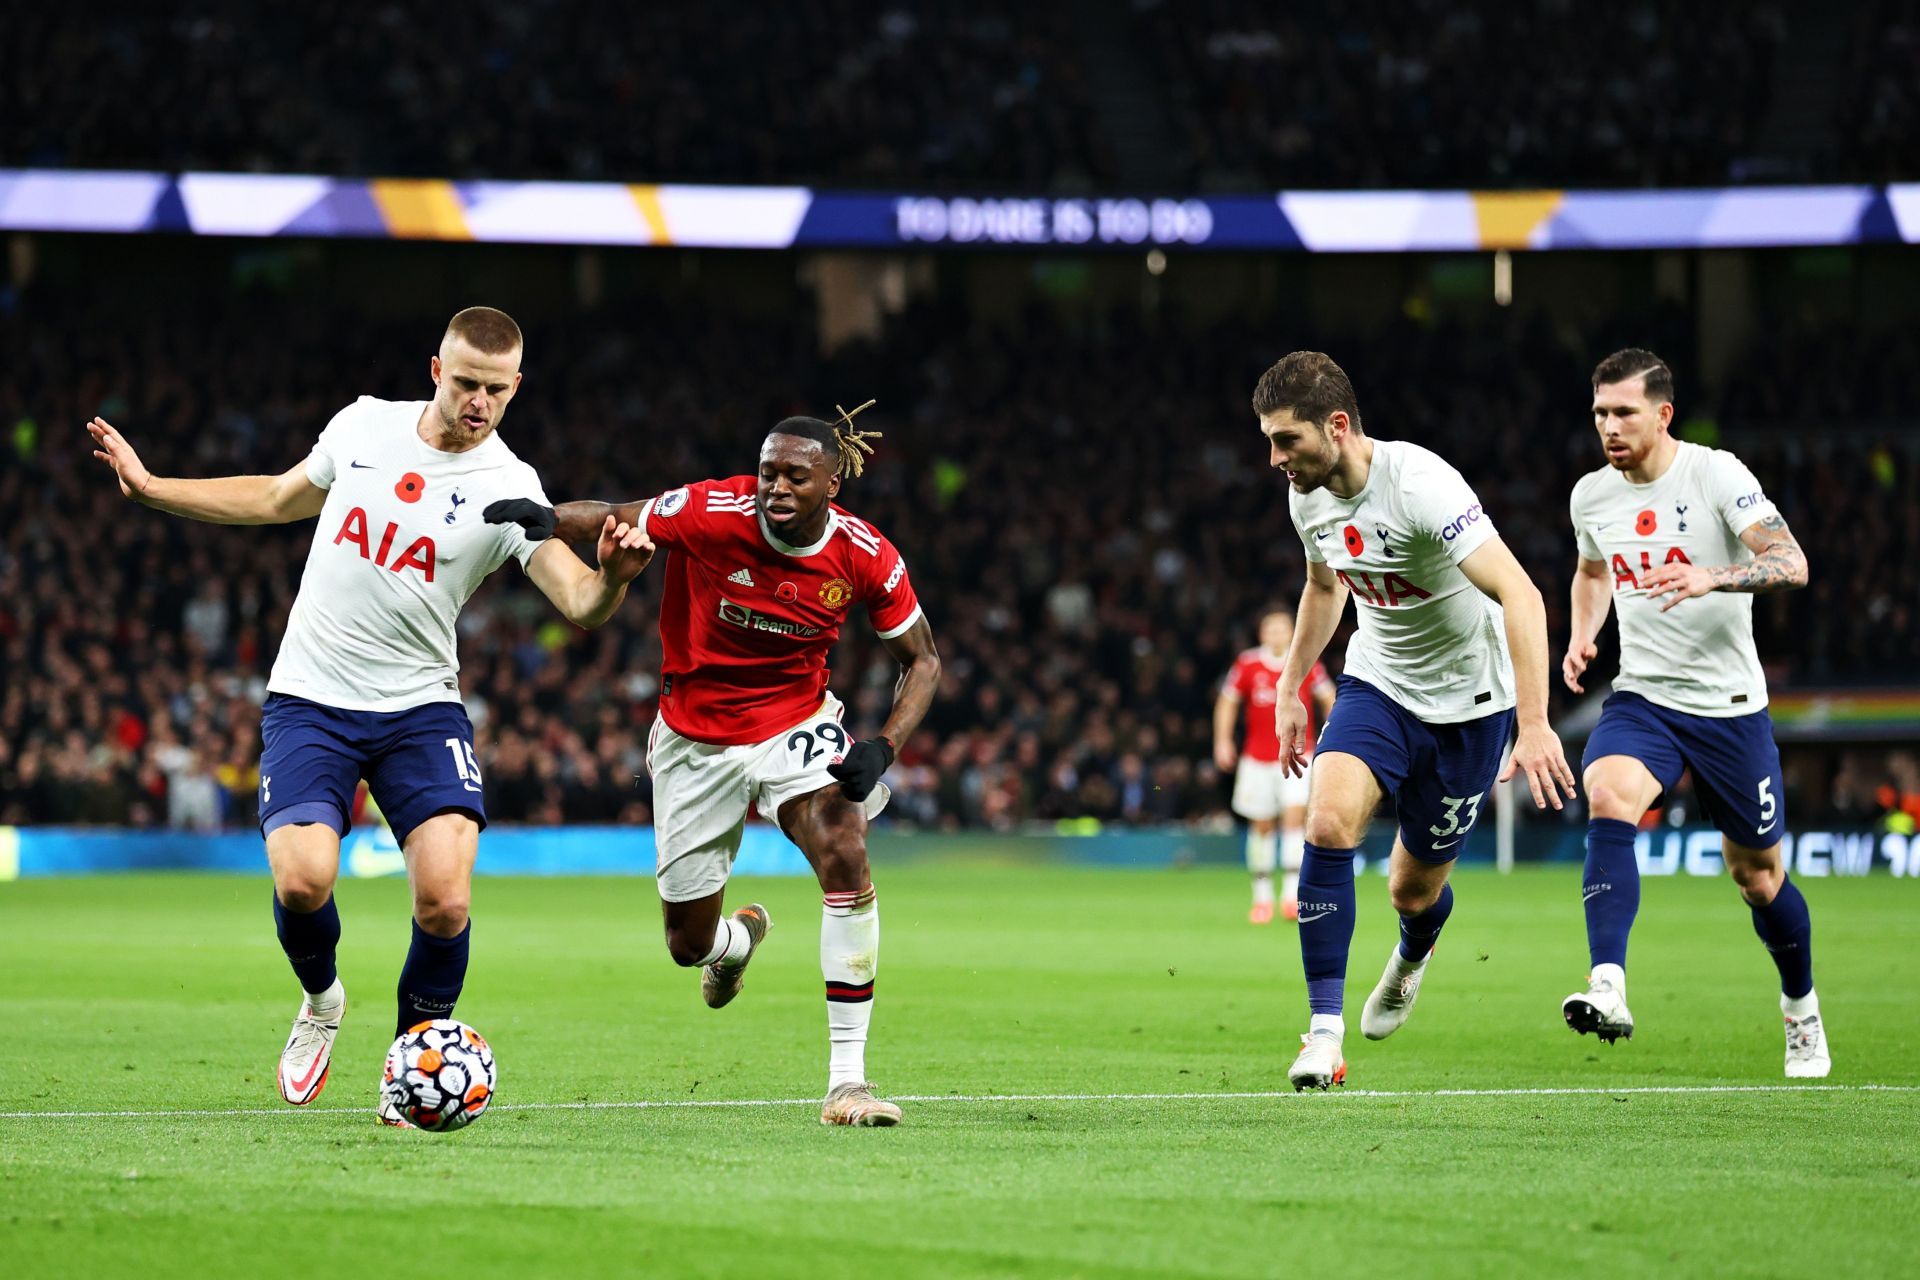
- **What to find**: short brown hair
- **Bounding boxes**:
[1252,351,1362,430]
[1591,348,1674,403]
[444,306,523,356]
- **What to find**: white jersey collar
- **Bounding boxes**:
[759,507,839,557]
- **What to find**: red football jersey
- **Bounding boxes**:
[641,476,922,746]
[1225,651,1330,762]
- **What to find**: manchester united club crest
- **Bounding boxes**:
[818,577,853,609]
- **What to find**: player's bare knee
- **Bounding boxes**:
[275,873,333,913]
[1389,880,1439,917]
[1583,779,1643,823]
[1303,805,1365,850]
[413,890,470,938]
[665,927,710,968]
[1726,854,1783,906]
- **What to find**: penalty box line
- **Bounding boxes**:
[2,1083,1916,1121]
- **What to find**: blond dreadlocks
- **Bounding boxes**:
[829,399,881,478]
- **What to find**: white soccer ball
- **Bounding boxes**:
[382,1019,497,1132]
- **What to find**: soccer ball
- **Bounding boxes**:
[382,1019,497,1132]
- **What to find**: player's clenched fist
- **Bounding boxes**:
[1562,639,1598,693]
[86,416,153,501]
[1500,721,1578,811]
[827,737,895,802]
[596,515,654,584]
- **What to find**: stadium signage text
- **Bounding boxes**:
[893,197,1214,246]
[1637,829,1916,877]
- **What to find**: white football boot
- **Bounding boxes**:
[1361,947,1431,1041]
[277,981,345,1105]
[820,1081,902,1127]
[1562,969,1634,1045]
[1287,1029,1348,1091]
[1783,1004,1832,1079]
[376,1092,416,1128]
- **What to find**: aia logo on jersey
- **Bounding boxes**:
[1336,568,1432,608]
[1342,525,1364,556]
[1612,547,1692,589]
[334,507,435,582]
[1635,509,1657,535]
[818,578,853,609]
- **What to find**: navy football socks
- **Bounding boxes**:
[1298,842,1358,1015]
[272,892,341,995]
[397,919,471,1036]
[1397,881,1453,961]
[1582,817,1640,969]
[1750,875,1814,999]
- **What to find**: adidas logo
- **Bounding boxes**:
[727,568,755,587]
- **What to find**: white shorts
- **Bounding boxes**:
[647,693,890,903]
[1231,757,1311,822]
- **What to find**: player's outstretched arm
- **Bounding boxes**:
[523,515,655,629]
[1640,514,1808,612]
[87,416,326,524]
[826,615,941,803]
[481,498,649,545]
[1460,536,1578,810]
[1563,556,1612,693]
[1276,561,1347,776]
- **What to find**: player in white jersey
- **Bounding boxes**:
[1251,351,1576,1090]
[1560,349,1826,1077]
[87,308,654,1121]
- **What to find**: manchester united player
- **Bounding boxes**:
[1213,609,1336,923]
[88,308,653,1124]
[486,406,940,1126]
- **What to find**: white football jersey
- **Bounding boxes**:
[1291,439,1514,723]
[1570,440,1778,717]
[267,397,549,712]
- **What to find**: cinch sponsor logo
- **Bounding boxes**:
[718,598,822,638]
[1440,503,1484,541]
[333,507,435,581]
[1735,492,1767,509]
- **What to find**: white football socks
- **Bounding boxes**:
[698,917,751,968]
[1782,989,1819,1019]
[1592,962,1626,994]
[1246,829,1278,875]
[822,886,879,1089]
[306,977,345,1015]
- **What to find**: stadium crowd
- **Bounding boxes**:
[2,286,1915,833]
[5,2,1112,191]
[9,2,1912,189]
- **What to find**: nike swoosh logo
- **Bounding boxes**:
[1582,888,1604,902]
[1297,911,1334,923]
[1756,820,1777,834]
[1313,530,1329,540]
[1430,838,1462,850]
[350,460,374,469]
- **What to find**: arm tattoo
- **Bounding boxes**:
[1708,515,1808,594]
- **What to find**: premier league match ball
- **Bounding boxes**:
[382,1019,497,1132]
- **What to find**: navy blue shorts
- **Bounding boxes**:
[258,694,487,846]
[1316,675,1517,863]
[1584,690,1784,849]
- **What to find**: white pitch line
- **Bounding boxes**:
[1,1083,1915,1121]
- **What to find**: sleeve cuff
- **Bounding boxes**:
[875,604,924,640]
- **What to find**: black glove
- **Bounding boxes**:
[827,736,895,802]
[482,497,557,541]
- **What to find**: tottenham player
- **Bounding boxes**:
[88,308,653,1122]
[1253,351,1577,1090]
[486,405,941,1126]
[1561,350,1826,1076]
[1213,609,1335,923]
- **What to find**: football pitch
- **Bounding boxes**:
[3,864,1916,1279]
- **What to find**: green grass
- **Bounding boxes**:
[2,864,1917,1279]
